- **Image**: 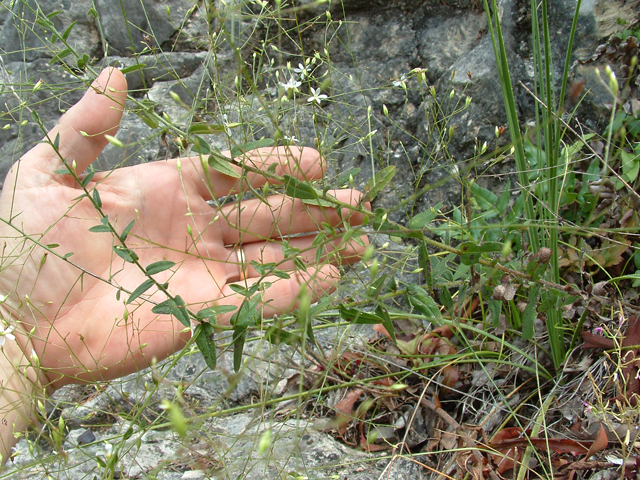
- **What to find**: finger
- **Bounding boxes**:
[177,146,325,200]
[27,67,127,174]
[219,189,369,245]
[226,232,369,282]
[216,264,341,324]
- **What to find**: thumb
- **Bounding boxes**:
[27,67,127,174]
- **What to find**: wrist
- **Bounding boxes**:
[0,308,46,465]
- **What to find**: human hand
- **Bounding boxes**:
[0,68,369,391]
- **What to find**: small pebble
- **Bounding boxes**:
[77,429,96,445]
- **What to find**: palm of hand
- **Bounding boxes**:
[0,68,367,389]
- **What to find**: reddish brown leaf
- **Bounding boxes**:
[359,433,390,452]
[494,436,590,455]
[441,365,459,396]
[490,427,525,473]
[622,315,640,399]
[581,331,615,349]
[334,388,363,417]
[585,423,608,458]
[373,323,391,338]
[333,388,363,435]
[490,427,598,473]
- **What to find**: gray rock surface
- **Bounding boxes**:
[0,0,630,478]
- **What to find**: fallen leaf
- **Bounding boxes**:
[490,427,597,473]
[333,388,364,435]
[585,423,608,459]
[581,331,615,349]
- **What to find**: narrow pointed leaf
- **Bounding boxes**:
[364,165,396,202]
[119,219,135,242]
[113,246,138,263]
[194,322,217,370]
[89,224,112,233]
[208,152,240,178]
[145,260,175,275]
[126,279,155,304]
[230,138,274,158]
[93,188,102,208]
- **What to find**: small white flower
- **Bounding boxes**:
[392,74,408,88]
[283,135,299,144]
[280,77,301,93]
[96,442,113,459]
[220,113,232,136]
[293,63,310,80]
[307,87,328,106]
[0,324,15,347]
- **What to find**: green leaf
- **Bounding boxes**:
[470,182,498,211]
[119,219,135,242]
[418,241,431,289]
[76,53,89,70]
[197,305,237,321]
[496,181,511,215]
[459,241,503,265]
[489,299,502,326]
[123,426,134,441]
[113,246,138,263]
[375,305,395,342]
[230,300,258,372]
[126,279,155,304]
[194,322,217,370]
[621,150,640,183]
[336,167,361,186]
[188,123,236,135]
[120,63,147,74]
[145,260,176,275]
[264,326,301,346]
[366,274,388,299]
[60,19,78,40]
[139,114,159,129]
[372,208,393,231]
[93,188,102,208]
[364,165,396,201]
[440,287,454,314]
[152,296,190,327]
[88,224,111,233]
[208,152,240,178]
[339,305,384,324]
[46,9,63,19]
[407,285,442,324]
[282,175,334,207]
[283,175,319,200]
[408,203,441,229]
[521,284,541,339]
[80,171,95,187]
[49,47,73,65]
[192,136,210,155]
[230,138,275,158]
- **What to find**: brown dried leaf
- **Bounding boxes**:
[490,427,525,473]
[581,331,615,349]
[585,423,608,459]
[334,388,363,417]
[333,388,364,435]
[622,315,640,399]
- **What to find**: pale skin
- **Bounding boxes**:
[0,68,369,463]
